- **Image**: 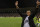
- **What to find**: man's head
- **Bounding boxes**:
[26,10,31,16]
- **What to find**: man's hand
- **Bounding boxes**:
[36,1,39,5]
[15,1,19,8]
[36,1,39,8]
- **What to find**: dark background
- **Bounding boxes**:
[0,0,37,8]
[0,0,40,17]
[0,8,40,17]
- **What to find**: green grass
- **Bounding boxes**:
[0,17,40,27]
[0,17,22,27]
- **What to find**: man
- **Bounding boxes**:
[15,1,39,27]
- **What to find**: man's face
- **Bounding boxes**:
[26,11,31,16]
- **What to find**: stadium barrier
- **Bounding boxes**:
[0,7,40,17]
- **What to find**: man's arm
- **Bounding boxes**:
[15,1,25,17]
[15,1,19,8]
[31,8,38,19]
[30,0,39,18]
[17,9,25,17]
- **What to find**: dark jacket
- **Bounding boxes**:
[17,8,38,27]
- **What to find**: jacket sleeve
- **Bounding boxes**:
[17,8,25,17]
[31,8,38,19]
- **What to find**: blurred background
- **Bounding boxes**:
[0,0,40,27]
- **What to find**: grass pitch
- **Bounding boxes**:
[0,17,40,27]
[0,17,22,27]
